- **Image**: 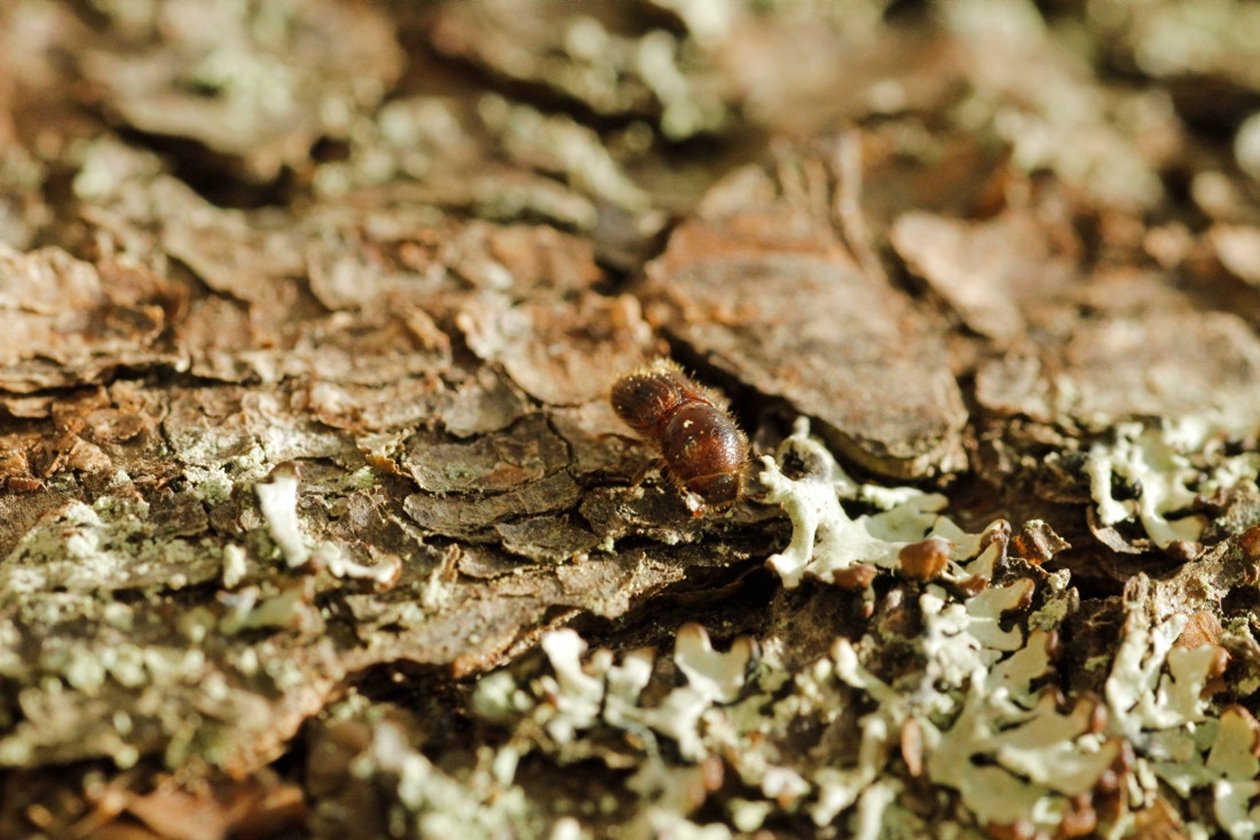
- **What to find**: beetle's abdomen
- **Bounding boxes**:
[660,403,747,509]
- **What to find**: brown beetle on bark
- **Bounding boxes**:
[611,359,749,514]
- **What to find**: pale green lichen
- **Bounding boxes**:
[1087,419,1260,548]
[0,498,220,596]
[651,0,736,46]
[47,643,107,694]
[481,560,1110,838]
[1239,111,1260,182]
[470,670,533,723]
[479,95,652,213]
[673,623,752,704]
[758,419,980,588]
[418,565,452,612]
[365,720,548,839]
[313,543,401,590]
[1101,587,1256,838]
[634,31,725,140]
[1090,0,1260,91]
[946,0,1170,210]
[1027,568,1076,630]
[461,421,1256,838]
[71,135,164,201]
[821,570,1108,833]
[177,606,217,644]
[537,629,606,743]
[222,543,248,589]
[254,470,400,588]
[217,584,314,636]
[339,466,378,491]
[184,463,235,505]
[256,470,310,567]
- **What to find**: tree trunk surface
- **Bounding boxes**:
[2,2,1260,838]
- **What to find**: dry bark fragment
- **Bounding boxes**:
[977,309,1260,430]
[440,367,531,439]
[461,293,656,406]
[404,471,583,540]
[404,414,569,495]
[494,514,600,562]
[641,156,968,479]
[0,248,181,393]
[718,16,961,139]
[78,0,404,183]
[891,209,1077,344]
[550,400,648,480]
[429,0,729,138]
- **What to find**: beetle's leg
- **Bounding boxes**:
[630,457,663,490]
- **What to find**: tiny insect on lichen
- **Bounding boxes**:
[610,359,749,514]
